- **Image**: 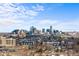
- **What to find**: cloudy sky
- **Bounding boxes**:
[0,3,79,32]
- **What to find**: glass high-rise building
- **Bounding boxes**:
[50,26,52,34]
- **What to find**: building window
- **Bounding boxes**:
[6,40,11,44]
[0,40,2,44]
[12,40,13,45]
[77,42,79,45]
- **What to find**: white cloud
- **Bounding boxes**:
[0,19,24,26]
[0,3,45,28]
[25,10,38,16]
[38,19,57,25]
[0,3,44,18]
[32,4,44,11]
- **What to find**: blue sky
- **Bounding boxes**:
[0,3,79,32]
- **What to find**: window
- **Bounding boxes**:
[6,40,11,44]
[12,40,13,45]
[77,42,79,45]
[0,40,2,44]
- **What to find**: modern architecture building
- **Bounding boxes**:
[49,26,52,34]
[42,28,45,33]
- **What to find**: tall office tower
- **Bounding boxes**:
[42,28,45,33]
[46,29,50,33]
[50,26,52,34]
[30,26,36,34]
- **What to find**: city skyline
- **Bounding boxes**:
[0,3,79,32]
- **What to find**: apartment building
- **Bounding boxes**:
[0,36,16,48]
